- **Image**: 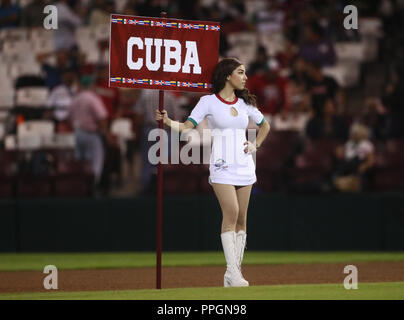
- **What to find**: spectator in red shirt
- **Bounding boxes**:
[69,75,112,185]
[247,59,289,115]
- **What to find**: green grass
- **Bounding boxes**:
[1,282,403,300]
[1,252,404,271]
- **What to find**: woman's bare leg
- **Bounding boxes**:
[211,183,239,233]
[235,185,253,233]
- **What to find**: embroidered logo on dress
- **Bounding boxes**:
[214,159,228,171]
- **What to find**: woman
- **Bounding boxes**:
[155,58,270,287]
[332,122,375,192]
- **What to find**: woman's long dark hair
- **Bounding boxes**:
[211,58,257,107]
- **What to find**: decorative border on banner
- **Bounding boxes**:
[111,17,220,31]
[110,77,212,89]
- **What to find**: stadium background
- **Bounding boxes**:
[0,0,403,259]
[1,0,404,300]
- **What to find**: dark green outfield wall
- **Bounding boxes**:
[1,193,404,252]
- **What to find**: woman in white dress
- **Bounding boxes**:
[155,58,270,287]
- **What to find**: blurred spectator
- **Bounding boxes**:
[272,79,311,132]
[36,49,74,90]
[136,0,166,17]
[0,0,20,29]
[304,60,342,117]
[94,64,120,119]
[305,98,348,141]
[252,0,285,34]
[332,123,375,192]
[218,0,249,35]
[275,39,299,70]
[115,89,143,172]
[133,89,184,195]
[248,45,269,76]
[205,4,231,56]
[54,0,83,50]
[69,75,112,185]
[46,67,78,126]
[20,0,47,28]
[382,65,404,138]
[289,57,308,86]
[88,0,114,27]
[247,59,290,116]
[299,22,336,67]
[357,97,389,140]
[121,0,147,16]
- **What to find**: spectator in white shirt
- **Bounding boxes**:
[332,123,375,192]
[54,0,83,50]
[46,68,78,123]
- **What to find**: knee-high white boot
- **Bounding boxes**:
[235,230,249,285]
[221,231,249,287]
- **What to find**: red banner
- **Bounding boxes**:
[109,15,220,93]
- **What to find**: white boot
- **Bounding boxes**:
[221,231,249,287]
[235,230,249,285]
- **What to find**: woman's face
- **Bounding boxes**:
[227,65,247,90]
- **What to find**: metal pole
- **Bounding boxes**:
[156,11,167,290]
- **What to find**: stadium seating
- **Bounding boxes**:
[372,139,404,191]
[0,6,401,197]
[17,120,55,150]
[323,60,361,88]
[303,138,341,157]
[53,157,94,197]
[0,147,94,198]
[0,150,18,197]
[163,162,201,195]
[255,130,302,192]
[16,88,49,108]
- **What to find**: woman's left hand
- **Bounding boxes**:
[244,141,257,154]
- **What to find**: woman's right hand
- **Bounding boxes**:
[155,109,169,124]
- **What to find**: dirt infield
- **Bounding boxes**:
[1,261,404,293]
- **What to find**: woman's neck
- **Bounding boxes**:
[218,85,236,102]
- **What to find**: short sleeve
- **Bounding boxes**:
[187,97,209,127]
[247,104,265,126]
[91,94,108,120]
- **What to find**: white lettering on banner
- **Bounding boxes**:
[182,41,201,74]
[145,38,162,71]
[163,39,182,72]
[126,37,201,74]
[127,37,143,70]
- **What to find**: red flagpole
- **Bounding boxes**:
[156,11,167,290]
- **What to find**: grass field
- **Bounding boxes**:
[1,282,404,300]
[1,251,404,271]
[1,252,404,300]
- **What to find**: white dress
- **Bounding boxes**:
[187,94,265,186]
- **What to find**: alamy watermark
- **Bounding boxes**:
[43,5,58,30]
[147,127,258,168]
[43,265,58,290]
[343,5,358,30]
[343,265,358,290]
